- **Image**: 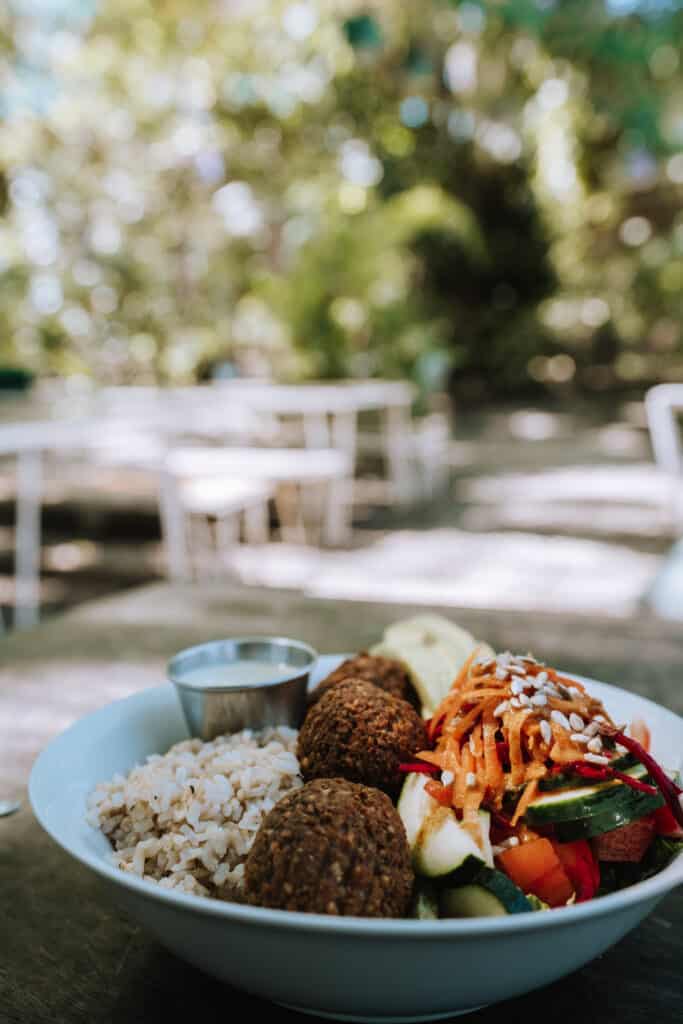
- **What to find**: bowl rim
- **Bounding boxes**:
[29,670,683,938]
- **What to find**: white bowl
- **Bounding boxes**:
[30,657,683,1023]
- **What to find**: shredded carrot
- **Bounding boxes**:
[511,779,539,826]
[409,653,617,844]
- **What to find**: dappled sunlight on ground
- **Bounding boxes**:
[229,530,660,618]
[456,463,676,541]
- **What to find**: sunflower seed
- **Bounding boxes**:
[530,693,547,706]
[441,770,454,786]
[587,736,603,754]
[466,772,477,788]
[570,733,589,745]
[540,720,553,745]
[493,700,510,717]
[550,710,570,730]
[584,721,600,737]
[569,713,585,732]
[584,753,609,765]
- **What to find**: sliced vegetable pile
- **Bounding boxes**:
[398,649,683,917]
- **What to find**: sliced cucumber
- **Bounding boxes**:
[397,770,437,849]
[397,773,493,880]
[440,867,532,917]
[525,764,651,825]
[554,790,664,841]
[412,878,439,920]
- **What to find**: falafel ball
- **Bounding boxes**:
[297,678,427,796]
[244,778,413,916]
[308,652,418,710]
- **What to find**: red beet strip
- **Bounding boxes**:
[398,761,440,775]
[569,762,658,795]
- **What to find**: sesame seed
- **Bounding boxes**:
[544,684,561,698]
[466,772,477,788]
[550,710,570,730]
[441,770,454,786]
[584,721,600,737]
[510,679,525,695]
[569,713,585,732]
[493,700,510,717]
[536,671,548,685]
[594,715,607,724]
[519,693,532,707]
[530,693,547,706]
[469,734,477,754]
[510,667,527,679]
[570,733,589,745]
[495,667,508,681]
[540,720,552,745]
[584,753,609,765]
[568,687,583,700]
[510,697,521,709]
[587,736,603,754]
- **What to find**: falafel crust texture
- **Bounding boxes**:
[307,652,418,709]
[244,778,414,916]
[297,678,427,796]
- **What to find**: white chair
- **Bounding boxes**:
[164,445,354,551]
[159,469,272,580]
[645,384,683,532]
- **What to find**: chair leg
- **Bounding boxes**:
[14,450,42,630]
[324,474,353,547]
[244,501,270,544]
[215,513,239,552]
[275,483,307,544]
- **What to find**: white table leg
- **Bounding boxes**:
[14,450,43,630]
[331,410,358,471]
[303,412,330,450]
[158,470,190,580]
[384,403,415,504]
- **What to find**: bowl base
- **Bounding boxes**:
[277,1002,487,1022]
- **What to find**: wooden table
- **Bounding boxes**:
[2,582,682,1023]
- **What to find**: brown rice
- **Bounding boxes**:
[87,726,301,900]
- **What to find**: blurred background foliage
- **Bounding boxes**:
[0,0,682,401]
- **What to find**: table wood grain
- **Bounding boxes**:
[1,582,682,1022]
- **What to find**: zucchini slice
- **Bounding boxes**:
[440,868,532,917]
[397,773,493,880]
[524,764,652,825]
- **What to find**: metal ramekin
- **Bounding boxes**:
[168,636,318,740]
